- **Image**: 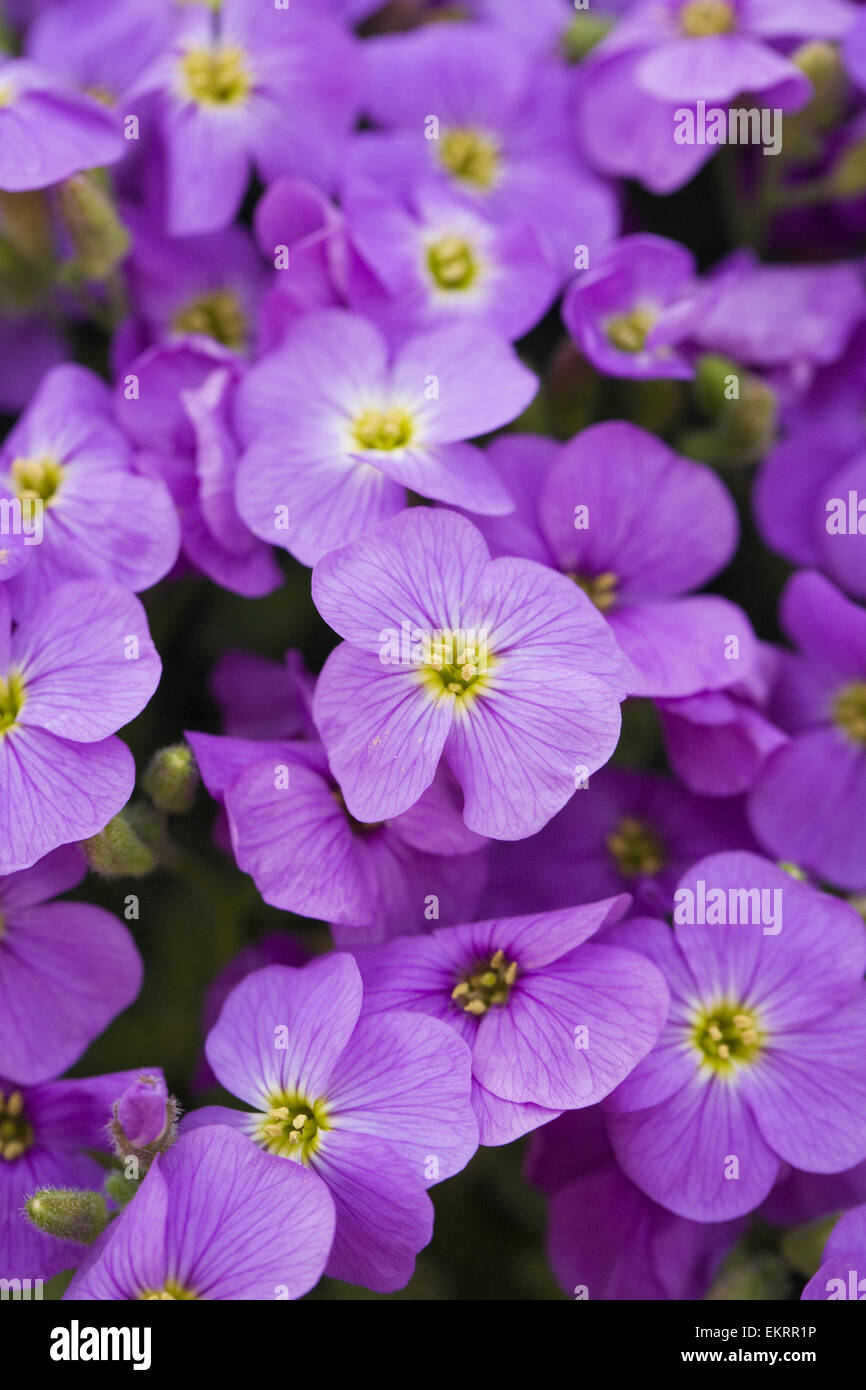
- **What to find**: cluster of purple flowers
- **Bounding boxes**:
[2,0,866,1305]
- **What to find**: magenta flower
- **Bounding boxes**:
[603,853,866,1221]
[563,235,699,379]
[65,1126,335,1301]
[0,579,161,874]
[357,900,669,1146]
[470,423,755,698]
[343,183,558,343]
[234,310,535,566]
[0,57,123,192]
[0,846,141,1085]
[0,364,180,617]
[184,956,478,1291]
[311,506,632,840]
[0,1068,162,1283]
[128,0,361,235]
[748,570,866,890]
[351,22,619,277]
[528,1108,743,1299]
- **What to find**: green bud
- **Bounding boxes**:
[693,353,743,420]
[83,810,157,879]
[780,1215,837,1278]
[25,1188,110,1244]
[104,1170,142,1210]
[56,173,130,281]
[778,860,808,881]
[792,41,848,133]
[562,14,614,64]
[826,137,866,200]
[142,742,199,815]
[716,376,777,466]
[707,1251,791,1301]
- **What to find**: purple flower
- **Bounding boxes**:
[184,956,478,1291]
[802,1204,866,1300]
[528,1108,743,1299]
[603,852,866,1221]
[470,424,755,698]
[118,210,268,362]
[343,183,558,343]
[351,23,619,277]
[115,340,281,597]
[113,1075,172,1151]
[208,648,316,741]
[64,1125,335,1300]
[657,645,787,796]
[0,845,142,1085]
[0,364,180,617]
[253,177,346,352]
[310,506,632,840]
[0,57,123,192]
[575,0,850,193]
[234,311,535,566]
[748,570,866,890]
[0,1068,162,1283]
[356,899,669,1146]
[0,579,161,874]
[563,234,699,379]
[128,0,361,235]
[188,731,488,936]
[26,0,173,113]
[478,767,758,919]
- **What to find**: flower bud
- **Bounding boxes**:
[142,743,199,815]
[25,1188,110,1244]
[83,810,157,879]
[109,1074,178,1161]
[56,173,130,281]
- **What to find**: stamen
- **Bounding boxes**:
[453,951,519,1017]
[679,1,736,38]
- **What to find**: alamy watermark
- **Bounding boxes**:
[674,101,782,157]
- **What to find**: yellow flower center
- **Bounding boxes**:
[571,570,619,613]
[172,289,247,349]
[0,1089,34,1162]
[606,817,665,876]
[140,1280,197,1300]
[179,46,251,107]
[439,128,500,189]
[420,631,494,702]
[680,0,736,38]
[692,1002,763,1072]
[0,671,25,737]
[0,83,15,110]
[426,235,479,292]
[257,1092,330,1162]
[352,407,414,451]
[452,949,518,1016]
[605,307,657,354]
[11,454,63,504]
[834,682,866,744]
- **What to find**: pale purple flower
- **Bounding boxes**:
[0,57,123,192]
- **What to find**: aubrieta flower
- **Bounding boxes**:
[25,0,173,115]
[0,579,161,874]
[357,899,669,1146]
[470,424,755,698]
[748,570,866,890]
[252,177,346,352]
[65,1126,335,1301]
[528,1108,743,1300]
[802,1204,866,1300]
[562,234,700,379]
[0,1068,162,1283]
[115,339,281,597]
[603,852,866,1221]
[127,0,361,235]
[352,22,619,277]
[208,647,316,742]
[0,363,180,617]
[343,183,558,343]
[657,645,787,797]
[311,506,633,840]
[184,957,478,1291]
[478,767,757,919]
[575,0,851,193]
[0,56,123,192]
[0,845,142,1085]
[188,731,488,935]
[234,310,535,566]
